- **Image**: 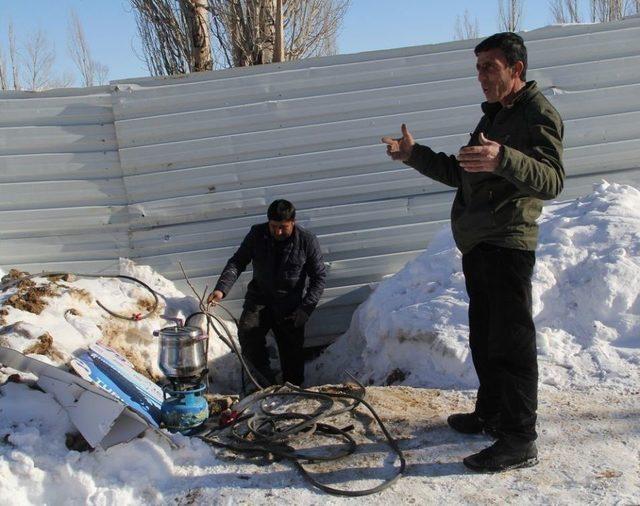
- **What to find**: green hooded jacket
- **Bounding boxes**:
[406,81,565,254]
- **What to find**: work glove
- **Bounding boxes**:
[291,307,309,328]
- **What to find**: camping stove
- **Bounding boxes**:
[154,324,209,432]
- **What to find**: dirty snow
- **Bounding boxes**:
[0,182,639,504]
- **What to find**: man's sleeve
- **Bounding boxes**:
[300,234,327,315]
[213,229,254,296]
[404,144,464,188]
[494,106,565,200]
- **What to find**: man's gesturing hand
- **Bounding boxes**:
[207,289,224,306]
[381,123,415,162]
[457,132,503,172]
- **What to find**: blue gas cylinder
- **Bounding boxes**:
[161,384,209,432]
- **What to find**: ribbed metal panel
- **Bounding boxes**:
[2,18,640,345]
[0,86,129,269]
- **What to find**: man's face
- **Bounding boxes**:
[268,219,295,241]
[476,48,522,105]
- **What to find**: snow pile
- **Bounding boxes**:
[0,259,242,391]
[0,376,252,504]
[310,226,474,388]
[533,182,640,388]
[311,182,640,391]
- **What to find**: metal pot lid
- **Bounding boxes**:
[158,325,203,338]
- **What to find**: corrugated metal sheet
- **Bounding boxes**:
[1,18,640,345]
[0,86,130,276]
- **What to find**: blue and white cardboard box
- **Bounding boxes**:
[0,346,164,449]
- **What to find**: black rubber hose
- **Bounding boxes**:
[199,380,405,496]
[185,308,266,391]
[184,305,405,496]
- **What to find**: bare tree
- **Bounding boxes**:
[8,22,20,90]
[589,0,639,20]
[1,23,77,92]
[591,0,622,20]
[208,0,350,66]
[49,69,76,89]
[130,0,350,76]
[68,9,110,86]
[274,0,284,62]
[94,62,110,85]
[282,0,349,60]
[550,0,582,23]
[183,0,213,71]
[22,29,57,91]
[0,43,7,90]
[454,9,480,40]
[210,0,277,67]
[131,0,212,75]
[498,0,524,31]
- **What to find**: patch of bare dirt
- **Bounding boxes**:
[45,273,75,283]
[1,269,61,315]
[23,332,65,362]
[1,269,29,284]
[364,386,471,423]
[65,432,91,452]
[64,308,81,318]
[66,287,92,304]
[176,488,203,506]
[385,368,406,385]
[47,277,92,305]
[6,284,59,315]
[101,322,160,381]
[136,297,159,314]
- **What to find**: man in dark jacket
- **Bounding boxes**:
[382,33,564,472]
[207,199,326,386]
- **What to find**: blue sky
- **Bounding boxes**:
[0,0,589,83]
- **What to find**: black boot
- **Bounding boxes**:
[447,412,501,438]
[463,438,538,473]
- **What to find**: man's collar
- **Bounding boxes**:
[481,80,537,115]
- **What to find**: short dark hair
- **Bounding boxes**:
[267,199,296,221]
[475,32,527,81]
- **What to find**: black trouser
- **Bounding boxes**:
[237,304,305,386]
[462,243,538,442]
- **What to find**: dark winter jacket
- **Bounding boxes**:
[214,223,326,318]
[405,81,564,253]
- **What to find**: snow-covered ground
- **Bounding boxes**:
[0,182,639,504]
[312,181,640,393]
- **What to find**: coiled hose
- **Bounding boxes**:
[188,305,406,496]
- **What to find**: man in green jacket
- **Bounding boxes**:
[382,32,564,472]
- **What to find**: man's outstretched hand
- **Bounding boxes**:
[457,132,503,172]
[207,289,224,306]
[381,123,415,162]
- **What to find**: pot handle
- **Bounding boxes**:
[163,317,184,327]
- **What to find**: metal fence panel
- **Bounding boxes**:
[1,19,639,344]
